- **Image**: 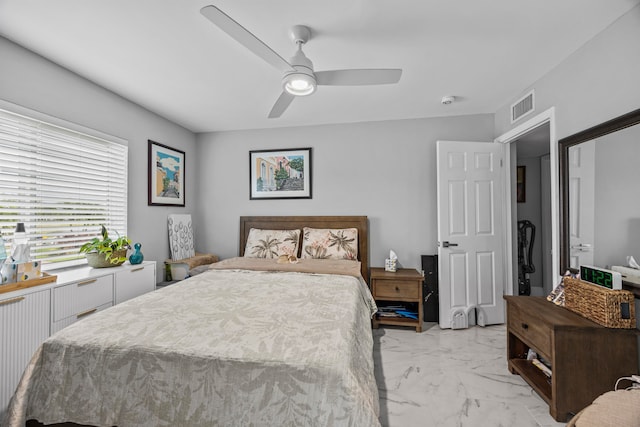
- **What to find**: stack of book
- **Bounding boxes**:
[527,349,552,379]
[377,306,418,319]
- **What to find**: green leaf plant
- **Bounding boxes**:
[79,225,131,264]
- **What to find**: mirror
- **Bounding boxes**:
[559,108,640,293]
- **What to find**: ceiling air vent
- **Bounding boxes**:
[511,90,535,123]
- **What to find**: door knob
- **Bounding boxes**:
[440,241,458,248]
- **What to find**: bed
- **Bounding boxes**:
[4,216,380,427]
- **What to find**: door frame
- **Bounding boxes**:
[494,107,558,295]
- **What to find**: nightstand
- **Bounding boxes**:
[370,267,424,332]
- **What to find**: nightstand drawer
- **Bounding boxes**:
[507,304,551,358]
[374,280,420,299]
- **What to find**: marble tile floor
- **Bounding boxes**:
[373,323,567,427]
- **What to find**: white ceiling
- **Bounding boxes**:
[0,0,638,133]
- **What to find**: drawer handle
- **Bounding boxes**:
[77,308,98,318]
[521,323,529,330]
[395,286,399,291]
[131,267,144,272]
[78,279,97,286]
[0,296,25,306]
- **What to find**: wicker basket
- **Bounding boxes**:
[564,277,635,328]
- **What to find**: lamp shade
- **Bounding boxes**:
[283,73,316,96]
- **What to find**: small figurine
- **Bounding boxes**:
[129,242,144,265]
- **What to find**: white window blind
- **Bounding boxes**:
[0,107,128,266]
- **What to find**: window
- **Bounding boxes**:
[0,105,128,267]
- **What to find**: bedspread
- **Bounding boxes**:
[5,268,380,427]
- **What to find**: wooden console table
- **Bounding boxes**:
[504,296,638,422]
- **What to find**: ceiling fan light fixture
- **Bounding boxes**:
[200,8,402,117]
[283,72,316,96]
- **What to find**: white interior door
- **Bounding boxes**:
[568,140,595,269]
[437,141,506,329]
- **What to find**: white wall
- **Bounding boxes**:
[494,5,640,139]
[0,36,197,281]
[495,4,640,290]
[195,115,494,269]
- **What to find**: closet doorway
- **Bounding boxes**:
[496,107,558,297]
[513,123,553,296]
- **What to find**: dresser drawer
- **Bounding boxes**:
[53,275,113,322]
[51,301,112,334]
[114,263,155,304]
[508,304,551,359]
[374,280,420,299]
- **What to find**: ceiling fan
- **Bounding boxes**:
[200,5,402,118]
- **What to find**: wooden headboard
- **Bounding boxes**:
[239,216,370,282]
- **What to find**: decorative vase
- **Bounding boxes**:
[86,249,127,268]
[129,243,144,265]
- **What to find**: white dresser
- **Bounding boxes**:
[0,261,156,418]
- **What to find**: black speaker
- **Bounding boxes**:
[421,255,439,322]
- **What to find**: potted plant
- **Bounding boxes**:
[79,225,131,268]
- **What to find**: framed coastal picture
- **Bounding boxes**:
[249,147,312,200]
[517,165,526,203]
[148,140,185,206]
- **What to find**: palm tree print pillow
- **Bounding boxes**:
[244,228,301,259]
[301,228,358,260]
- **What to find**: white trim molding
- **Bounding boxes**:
[495,107,558,295]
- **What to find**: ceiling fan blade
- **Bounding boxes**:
[268,92,296,118]
[200,5,294,73]
[316,69,402,86]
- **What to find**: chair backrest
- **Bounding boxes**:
[168,214,196,261]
